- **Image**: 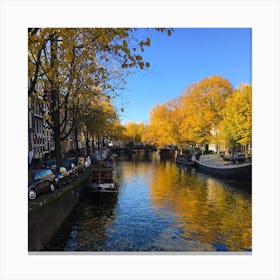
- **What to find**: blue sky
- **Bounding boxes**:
[116,28,252,124]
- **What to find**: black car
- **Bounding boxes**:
[233,153,246,163]
[66,157,86,175]
[28,169,56,200]
[42,159,56,169]
[51,166,71,187]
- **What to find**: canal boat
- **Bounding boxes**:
[196,155,252,181]
[89,167,118,193]
[176,154,197,167]
[159,147,176,159]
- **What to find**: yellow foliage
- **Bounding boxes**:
[178,76,233,144]
[123,122,145,143]
[143,76,234,148]
[221,84,252,147]
[142,99,181,147]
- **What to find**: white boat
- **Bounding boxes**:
[89,182,118,193]
[196,155,252,181]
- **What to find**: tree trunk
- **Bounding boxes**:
[91,136,95,153]
[50,33,62,166]
[86,129,90,156]
[52,105,62,165]
[97,136,100,152]
[74,124,79,154]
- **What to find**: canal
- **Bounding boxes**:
[44,151,252,252]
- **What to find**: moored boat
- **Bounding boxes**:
[196,155,251,181]
[176,154,197,167]
[89,167,118,193]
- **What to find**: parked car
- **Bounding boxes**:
[42,159,56,169]
[62,160,78,178]
[233,153,246,163]
[89,154,98,165]
[67,157,86,174]
[28,169,56,200]
[51,166,71,187]
[78,149,87,157]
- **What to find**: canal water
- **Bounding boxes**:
[44,152,252,252]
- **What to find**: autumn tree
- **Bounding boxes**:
[142,99,181,148]
[178,76,233,148]
[123,122,145,143]
[28,28,172,164]
[142,104,166,147]
[221,84,252,155]
[78,92,124,153]
[143,76,233,149]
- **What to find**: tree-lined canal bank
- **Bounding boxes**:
[44,152,251,252]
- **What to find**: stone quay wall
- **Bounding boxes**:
[28,170,91,251]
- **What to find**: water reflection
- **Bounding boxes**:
[45,151,251,252]
[149,162,251,251]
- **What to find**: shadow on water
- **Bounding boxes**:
[176,163,252,194]
[44,193,119,251]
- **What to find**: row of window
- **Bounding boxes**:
[34,136,54,148]
[34,143,44,156]
[33,119,51,134]
[34,138,44,145]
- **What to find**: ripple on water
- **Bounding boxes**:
[44,155,252,252]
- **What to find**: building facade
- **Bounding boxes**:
[28,82,54,165]
[28,81,94,165]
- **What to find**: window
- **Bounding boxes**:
[28,112,32,128]
[41,170,48,179]
[34,102,38,115]
[34,172,42,181]
[34,119,37,133]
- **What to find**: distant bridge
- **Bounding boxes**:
[111,145,157,153]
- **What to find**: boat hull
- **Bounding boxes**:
[196,160,252,181]
[176,155,196,166]
[89,182,118,193]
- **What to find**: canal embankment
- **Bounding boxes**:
[28,169,91,251]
